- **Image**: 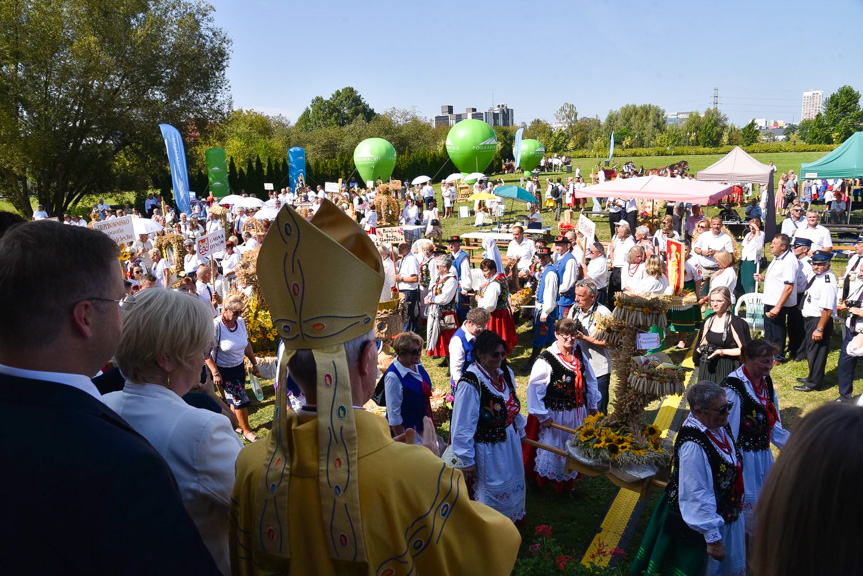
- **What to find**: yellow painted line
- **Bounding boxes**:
[579,351,694,566]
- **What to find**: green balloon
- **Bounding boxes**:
[519,139,545,173]
[353,138,397,184]
[445,119,497,174]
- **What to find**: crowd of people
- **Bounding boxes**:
[4,163,863,575]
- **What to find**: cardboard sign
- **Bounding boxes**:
[577,213,596,248]
[94,215,135,245]
[324,182,340,193]
[197,228,226,259]
[636,331,661,350]
[376,227,405,244]
[264,182,274,191]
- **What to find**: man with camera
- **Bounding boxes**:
[754,234,798,364]
[794,251,838,392]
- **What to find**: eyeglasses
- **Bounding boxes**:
[704,402,734,415]
[558,333,576,340]
[484,351,506,359]
[86,297,123,308]
[405,348,422,356]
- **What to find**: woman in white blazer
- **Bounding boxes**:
[104,289,243,575]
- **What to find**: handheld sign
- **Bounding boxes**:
[376,227,405,245]
[636,331,661,350]
[197,228,226,259]
[577,213,596,248]
[264,182,274,191]
[94,216,135,245]
[324,182,340,193]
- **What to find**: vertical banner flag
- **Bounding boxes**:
[764,171,776,244]
[666,239,685,295]
[513,127,524,171]
[288,147,306,190]
[607,131,615,162]
[159,124,192,216]
[205,148,230,198]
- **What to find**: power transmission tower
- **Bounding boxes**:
[713,88,719,110]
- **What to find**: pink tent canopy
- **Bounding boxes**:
[574,175,733,205]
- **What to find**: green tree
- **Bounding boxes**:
[797,119,814,143]
[524,119,553,148]
[0,0,231,216]
[805,113,831,144]
[822,85,863,143]
[195,109,292,169]
[742,120,760,146]
[295,87,377,132]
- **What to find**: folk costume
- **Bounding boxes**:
[525,342,598,488]
[722,366,790,534]
[451,362,527,523]
[477,272,518,353]
[426,271,459,357]
[631,414,746,576]
[230,201,521,575]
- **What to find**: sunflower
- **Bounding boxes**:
[578,426,597,442]
[605,442,621,459]
[618,442,632,453]
[644,424,662,438]
[630,446,647,457]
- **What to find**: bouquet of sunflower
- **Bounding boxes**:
[570,414,671,467]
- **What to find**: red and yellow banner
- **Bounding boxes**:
[666,239,685,295]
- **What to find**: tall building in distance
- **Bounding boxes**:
[801,90,823,121]
[433,104,515,128]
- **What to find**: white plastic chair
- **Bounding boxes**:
[458,205,470,222]
[734,293,764,334]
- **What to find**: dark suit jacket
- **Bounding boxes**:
[0,373,220,575]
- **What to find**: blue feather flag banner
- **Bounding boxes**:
[513,127,524,170]
[159,124,192,216]
[288,147,306,190]
[608,131,615,162]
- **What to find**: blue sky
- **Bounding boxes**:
[207,0,863,127]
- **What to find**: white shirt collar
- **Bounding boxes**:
[392,358,423,378]
[0,363,103,402]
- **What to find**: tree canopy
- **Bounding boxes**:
[804,85,863,145]
[295,87,377,132]
[0,0,231,216]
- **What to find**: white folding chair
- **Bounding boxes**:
[734,292,765,335]
[458,205,470,222]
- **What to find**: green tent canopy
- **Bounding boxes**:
[800,132,863,179]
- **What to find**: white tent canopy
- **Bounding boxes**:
[696,146,773,185]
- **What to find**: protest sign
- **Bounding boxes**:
[93,216,135,245]
[197,228,226,259]
[577,213,596,247]
[376,227,405,244]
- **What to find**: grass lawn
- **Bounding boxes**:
[240,176,861,569]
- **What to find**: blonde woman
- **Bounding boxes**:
[629,255,669,295]
[103,289,243,575]
[706,250,737,305]
[205,293,261,443]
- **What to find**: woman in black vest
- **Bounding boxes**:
[720,339,790,537]
[631,381,745,576]
[450,330,526,523]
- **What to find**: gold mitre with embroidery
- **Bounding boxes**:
[257,199,384,348]
[253,199,383,569]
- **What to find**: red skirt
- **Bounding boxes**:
[488,308,518,353]
[522,415,542,486]
[431,328,457,357]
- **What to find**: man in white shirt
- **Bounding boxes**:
[575,165,581,179]
[422,182,435,210]
[96,198,110,215]
[693,216,735,281]
[131,233,154,269]
[195,264,220,318]
[205,212,223,234]
[32,204,49,220]
[394,242,420,333]
[607,221,635,306]
[506,226,536,284]
[780,205,806,237]
[526,247,559,371]
[794,251,838,392]
[754,234,798,363]
[553,236,577,318]
[793,210,833,254]
[584,241,609,306]
[568,278,612,413]
[787,237,813,363]
[150,248,171,288]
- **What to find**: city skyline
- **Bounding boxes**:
[206,0,862,129]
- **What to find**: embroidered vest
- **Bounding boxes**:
[420,258,432,288]
[478,274,509,311]
[537,264,558,305]
[666,426,744,525]
[450,327,474,391]
[432,275,457,312]
[538,349,586,411]
[383,362,432,434]
[459,368,520,445]
[722,376,777,452]
[555,252,575,306]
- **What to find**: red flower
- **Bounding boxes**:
[528,543,541,556]
[534,524,553,538]
[611,547,626,559]
[556,554,571,570]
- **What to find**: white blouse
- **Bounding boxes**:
[741,231,764,262]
